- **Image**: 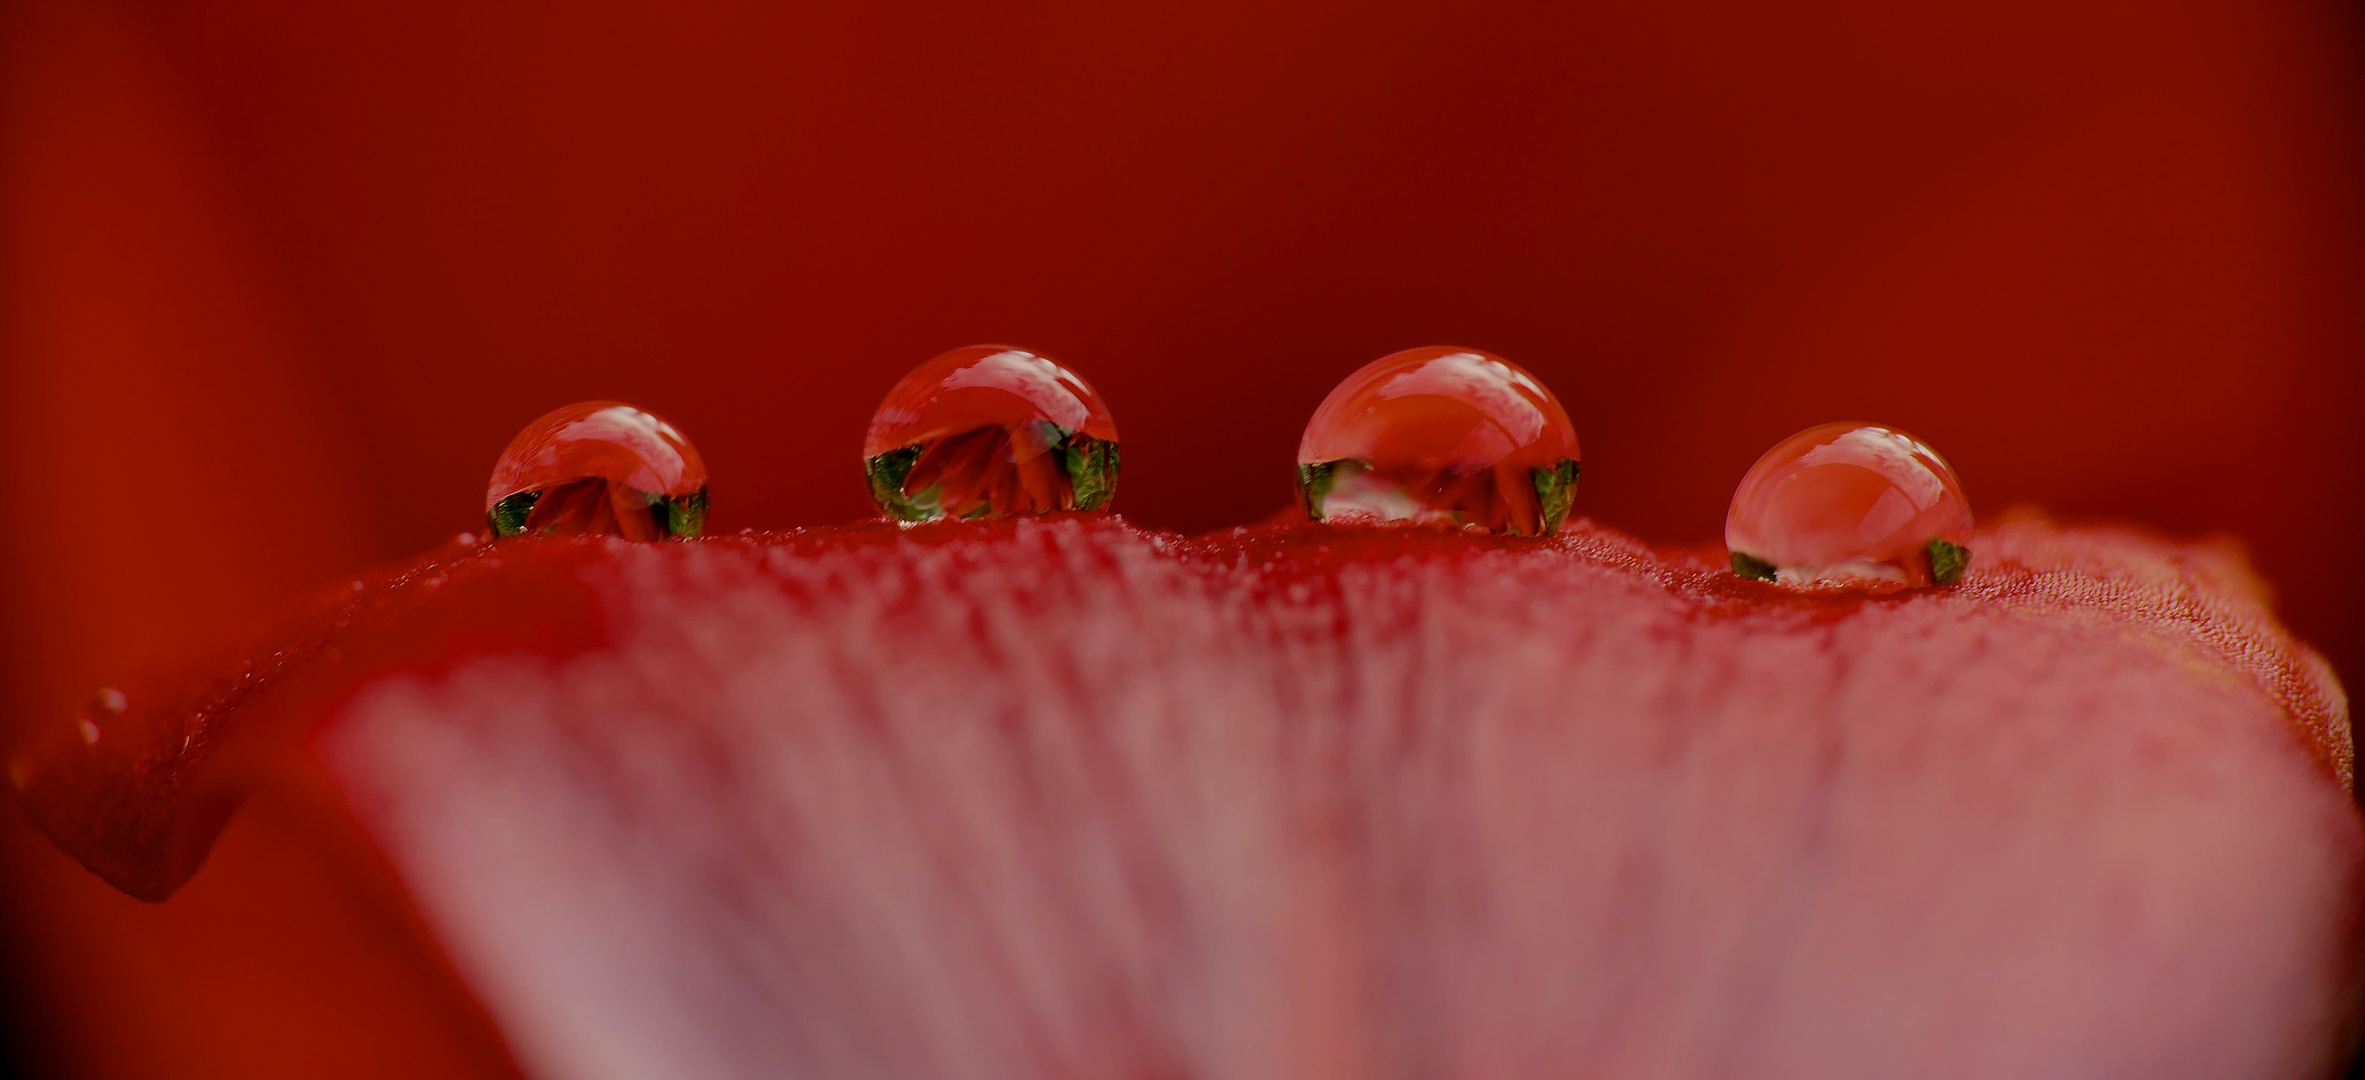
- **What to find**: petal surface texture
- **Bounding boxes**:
[24,517,2351,1080]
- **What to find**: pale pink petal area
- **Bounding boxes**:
[311,519,2362,1080]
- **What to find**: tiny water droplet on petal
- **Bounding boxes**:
[863,346,1120,522]
[78,719,100,745]
[487,402,709,540]
[1725,422,1973,587]
[1297,346,1581,536]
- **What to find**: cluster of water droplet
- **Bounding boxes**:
[483,347,1971,588]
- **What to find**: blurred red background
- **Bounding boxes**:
[3,0,2361,1075]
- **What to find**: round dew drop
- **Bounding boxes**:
[486,402,710,541]
[1296,346,1581,536]
[1725,422,1973,587]
[863,345,1121,522]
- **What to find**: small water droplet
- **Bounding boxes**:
[486,402,709,541]
[863,346,1120,522]
[78,719,100,745]
[92,687,127,715]
[455,531,479,547]
[1725,422,1973,587]
[1297,347,1579,536]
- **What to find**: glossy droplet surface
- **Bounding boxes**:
[864,345,1120,521]
[486,402,709,541]
[1297,346,1580,536]
[1726,422,1973,587]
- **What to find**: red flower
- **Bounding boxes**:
[3,0,2361,1075]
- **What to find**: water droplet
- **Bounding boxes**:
[77,719,101,745]
[487,402,709,540]
[1725,422,1973,587]
[1297,346,1580,536]
[455,531,480,547]
[864,346,1120,521]
[91,687,128,715]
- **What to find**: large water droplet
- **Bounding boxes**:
[1725,422,1973,587]
[1297,346,1580,536]
[863,346,1120,522]
[486,402,709,540]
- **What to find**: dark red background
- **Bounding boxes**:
[3,0,2362,1075]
